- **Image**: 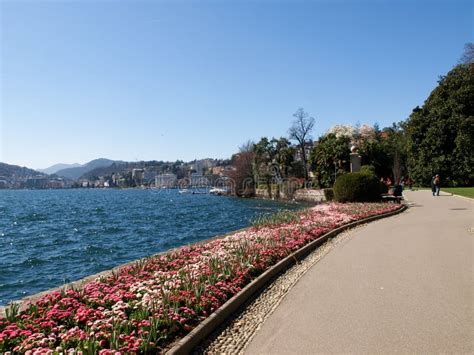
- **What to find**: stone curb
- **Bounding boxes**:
[450,193,474,202]
[166,204,407,355]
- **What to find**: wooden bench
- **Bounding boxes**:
[381,193,404,204]
[381,185,404,204]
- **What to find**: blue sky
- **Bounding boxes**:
[1,0,472,169]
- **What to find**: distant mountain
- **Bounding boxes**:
[38,163,82,175]
[55,158,119,180]
[0,162,45,179]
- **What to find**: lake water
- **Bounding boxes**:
[0,189,298,305]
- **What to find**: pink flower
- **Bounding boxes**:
[0,202,401,353]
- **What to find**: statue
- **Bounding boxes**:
[350,145,361,172]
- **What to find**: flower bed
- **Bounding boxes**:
[0,203,402,354]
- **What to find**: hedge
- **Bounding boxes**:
[333,172,383,202]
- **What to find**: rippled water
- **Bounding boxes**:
[0,189,298,305]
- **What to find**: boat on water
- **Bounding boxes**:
[179,189,208,194]
[209,187,228,196]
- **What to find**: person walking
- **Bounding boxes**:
[431,174,441,196]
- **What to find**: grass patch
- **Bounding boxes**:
[251,210,300,228]
[441,187,474,199]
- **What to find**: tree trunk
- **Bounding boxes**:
[301,143,308,184]
[392,151,402,185]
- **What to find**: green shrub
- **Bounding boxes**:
[359,165,376,176]
[323,188,334,201]
[333,172,383,202]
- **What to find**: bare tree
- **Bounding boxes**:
[229,140,255,197]
[460,43,474,65]
[239,140,254,153]
[288,108,315,182]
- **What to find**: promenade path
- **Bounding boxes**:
[245,191,473,354]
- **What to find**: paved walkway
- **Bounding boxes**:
[246,191,473,354]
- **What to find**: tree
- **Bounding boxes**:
[323,123,396,182]
[460,42,474,65]
[327,124,355,139]
[253,137,274,195]
[358,133,391,180]
[238,140,254,154]
[271,137,295,178]
[309,133,350,188]
[288,108,315,182]
[406,63,474,186]
[381,123,408,184]
[229,141,256,196]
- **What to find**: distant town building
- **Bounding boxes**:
[132,168,144,185]
[47,179,65,189]
[132,168,144,180]
[190,161,204,175]
[26,177,49,189]
[294,141,315,162]
[111,173,121,186]
[201,159,217,169]
[190,173,209,187]
[189,159,217,175]
[79,179,90,188]
[212,166,235,177]
[212,166,225,176]
[155,173,177,188]
[143,170,156,183]
[93,177,106,188]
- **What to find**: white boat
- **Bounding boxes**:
[209,187,228,196]
[179,189,191,194]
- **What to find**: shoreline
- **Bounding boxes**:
[0,199,379,314]
[0,201,316,314]
[0,197,311,314]
[1,202,404,353]
[0,225,254,317]
[0,190,310,312]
